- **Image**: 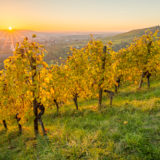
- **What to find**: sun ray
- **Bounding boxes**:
[9,33,14,51]
[12,32,19,43]
[2,32,9,49]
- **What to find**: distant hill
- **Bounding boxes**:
[104,26,160,51]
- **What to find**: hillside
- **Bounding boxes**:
[0,28,160,160]
[44,25,160,61]
[0,80,160,160]
[105,26,160,51]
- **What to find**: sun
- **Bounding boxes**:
[8,26,13,31]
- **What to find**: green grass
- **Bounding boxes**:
[0,81,160,160]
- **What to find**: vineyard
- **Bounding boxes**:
[0,31,160,160]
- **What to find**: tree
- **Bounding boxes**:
[65,47,91,110]
[84,40,115,109]
[43,64,68,114]
[3,36,48,136]
[126,31,160,88]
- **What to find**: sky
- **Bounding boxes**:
[0,0,160,32]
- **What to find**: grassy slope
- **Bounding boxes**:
[0,81,160,160]
[104,26,160,51]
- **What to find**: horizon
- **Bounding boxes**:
[1,0,160,32]
[0,28,122,33]
[0,25,159,34]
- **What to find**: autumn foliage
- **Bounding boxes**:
[0,31,160,136]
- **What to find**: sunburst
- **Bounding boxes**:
[8,26,13,31]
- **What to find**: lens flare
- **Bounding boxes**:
[8,26,12,31]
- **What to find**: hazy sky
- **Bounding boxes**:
[0,0,160,32]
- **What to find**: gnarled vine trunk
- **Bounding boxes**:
[139,72,145,89]
[33,96,39,136]
[2,120,7,130]
[98,46,107,110]
[54,99,59,115]
[73,93,78,110]
[139,71,151,89]
[115,77,121,93]
[30,55,39,137]
[104,90,114,106]
[98,88,103,109]
[37,103,46,136]
[15,113,22,135]
[147,72,151,88]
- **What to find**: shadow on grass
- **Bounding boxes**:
[0,129,7,136]
[7,130,22,142]
[117,85,160,101]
